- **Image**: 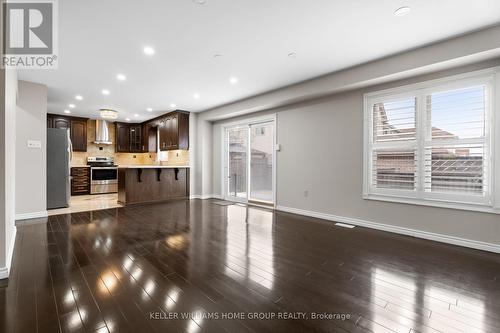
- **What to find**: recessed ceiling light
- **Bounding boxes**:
[394,6,411,17]
[64,109,71,114]
[116,74,127,81]
[125,118,131,121]
[75,95,83,100]
[146,107,153,112]
[102,89,110,95]
[229,77,238,84]
[170,103,176,108]
[288,52,297,58]
[143,46,155,55]
[193,0,206,4]
[68,104,75,108]
[193,93,200,99]
[134,114,139,117]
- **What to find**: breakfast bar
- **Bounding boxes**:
[117,165,189,206]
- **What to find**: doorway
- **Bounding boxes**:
[224,118,275,205]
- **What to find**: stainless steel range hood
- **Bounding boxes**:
[94,119,113,145]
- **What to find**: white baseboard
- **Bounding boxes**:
[190,194,222,200]
[15,210,48,221]
[0,267,8,280]
[275,205,500,254]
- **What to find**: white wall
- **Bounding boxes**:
[189,112,198,197]
[0,67,18,279]
[193,115,214,198]
[0,64,5,276]
[197,25,500,197]
[192,25,500,252]
[15,81,47,218]
[209,59,500,251]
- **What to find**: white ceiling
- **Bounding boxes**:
[18,0,500,122]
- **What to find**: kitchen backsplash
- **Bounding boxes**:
[71,120,189,167]
[159,149,190,166]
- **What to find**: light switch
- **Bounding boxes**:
[27,140,42,148]
[275,144,281,151]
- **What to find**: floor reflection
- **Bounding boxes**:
[5,200,500,333]
[100,269,120,295]
[370,266,488,333]
[224,204,275,290]
[165,234,188,250]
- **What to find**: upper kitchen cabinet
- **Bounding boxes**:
[116,122,143,153]
[47,114,88,152]
[70,119,87,151]
[143,122,157,153]
[129,124,142,152]
[158,117,168,151]
[115,122,131,152]
[52,116,70,129]
[159,111,189,151]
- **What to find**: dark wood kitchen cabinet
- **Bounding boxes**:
[47,114,88,152]
[159,111,189,151]
[129,124,142,152]
[52,116,70,130]
[158,117,168,151]
[116,122,143,152]
[142,123,157,153]
[116,122,131,152]
[71,167,90,195]
[70,119,87,151]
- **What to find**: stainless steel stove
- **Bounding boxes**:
[87,157,118,194]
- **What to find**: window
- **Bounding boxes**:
[364,70,499,212]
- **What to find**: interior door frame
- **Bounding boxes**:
[221,114,277,207]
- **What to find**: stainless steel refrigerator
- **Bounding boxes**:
[47,128,72,209]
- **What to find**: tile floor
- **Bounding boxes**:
[47,193,122,216]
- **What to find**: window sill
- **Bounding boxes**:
[363,193,500,215]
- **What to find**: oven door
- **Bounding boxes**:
[90,167,118,194]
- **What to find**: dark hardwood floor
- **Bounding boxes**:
[1,199,500,333]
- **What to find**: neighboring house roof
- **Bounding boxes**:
[229,143,270,156]
[373,104,482,182]
[374,104,459,141]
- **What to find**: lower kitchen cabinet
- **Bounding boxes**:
[71,167,90,195]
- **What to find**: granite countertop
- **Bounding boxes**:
[117,165,190,169]
[71,165,91,168]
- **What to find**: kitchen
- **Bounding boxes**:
[46,109,190,215]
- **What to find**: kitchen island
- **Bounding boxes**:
[117,165,189,206]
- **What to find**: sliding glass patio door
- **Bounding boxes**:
[249,122,274,202]
[225,120,275,204]
[227,127,249,201]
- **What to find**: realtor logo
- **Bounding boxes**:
[2,0,58,69]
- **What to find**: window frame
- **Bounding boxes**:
[363,68,500,214]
